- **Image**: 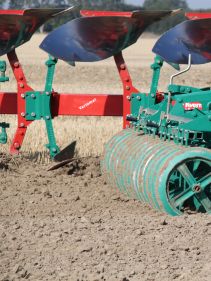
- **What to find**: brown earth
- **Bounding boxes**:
[0,155,210,281]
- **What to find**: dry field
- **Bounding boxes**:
[0,34,211,281]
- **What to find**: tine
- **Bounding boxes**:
[153,18,211,65]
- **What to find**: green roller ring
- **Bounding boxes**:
[158,149,211,216]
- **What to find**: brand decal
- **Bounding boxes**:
[183,102,203,111]
[79,98,97,110]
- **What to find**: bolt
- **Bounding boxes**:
[31,94,36,99]
[136,96,141,101]
[19,83,24,88]
[19,123,25,128]
[14,62,19,68]
[46,116,50,120]
[52,148,57,153]
[31,112,36,117]
[208,115,211,121]
[21,112,25,117]
[120,64,126,70]
[126,96,131,101]
[151,94,155,98]
[46,92,50,96]
[14,142,20,149]
[21,93,25,99]
[126,86,130,91]
[193,185,201,193]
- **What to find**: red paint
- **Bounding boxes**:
[51,94,122,116]
[0,92,17,113]
[81,10,133,18]
[186,13,211,20]
[7,51,33,154]
[114,52,139,128]
[0,10,24,15]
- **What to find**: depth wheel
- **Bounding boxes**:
[167,158,211,214]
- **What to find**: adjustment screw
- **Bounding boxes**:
[208,115,211,121]
[46,92,50,96]
[126,86,130,91]
[52,148,57,153]
[151,94,155,98]
[19,83,24,88]
[127,96,131,101]
[137,96,141,101]
[21,93,25,99]
[31,112,36,117]
[31,94,35,99]
[46,116,50,120]
[21,112,25,117]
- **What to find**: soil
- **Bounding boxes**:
[0,155,210,281]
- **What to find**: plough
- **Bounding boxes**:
[0,7,210,216]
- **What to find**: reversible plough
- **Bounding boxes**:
[0,7,210,216]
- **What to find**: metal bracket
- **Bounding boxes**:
[0,122,9,144]
[0,61,9,83]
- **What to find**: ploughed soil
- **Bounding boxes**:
[0,154,210,281]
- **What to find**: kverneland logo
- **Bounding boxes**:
[183,102,203,111]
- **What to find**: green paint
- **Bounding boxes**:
[0,61,9,82]
[25,56,59,158]
[0,122,9,144]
